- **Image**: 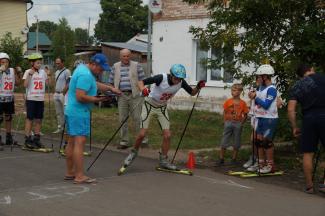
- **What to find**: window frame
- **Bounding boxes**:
[193,40,234,87]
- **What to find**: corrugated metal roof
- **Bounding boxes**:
[28,32,51,49]
[101,42,147,54]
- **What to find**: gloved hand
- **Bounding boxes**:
[142,88,150,97]
[196,80,206,89]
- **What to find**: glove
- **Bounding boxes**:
[142,88,150,97]
[196,80,206,89]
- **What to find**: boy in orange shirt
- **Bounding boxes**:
[218,84,248,165]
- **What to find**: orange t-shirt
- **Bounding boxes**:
[223,98,249,122]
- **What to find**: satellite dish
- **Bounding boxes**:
[149,0,162,14]
[21,26,29,34]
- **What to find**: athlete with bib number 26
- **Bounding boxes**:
[119,64,205,174]
[22,53,49,149]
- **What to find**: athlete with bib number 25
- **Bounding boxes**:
[119,64,205,174]
[0,53,20,150]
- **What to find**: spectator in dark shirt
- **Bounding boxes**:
[288,64,325,194]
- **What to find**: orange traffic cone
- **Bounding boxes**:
[186,152,196,170]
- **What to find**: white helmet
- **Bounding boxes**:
[0,52,10,61]
[255,64,274,75]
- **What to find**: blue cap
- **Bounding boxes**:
[91,53,110,71]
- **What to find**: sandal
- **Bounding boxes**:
[318,184,325,194]
[74,177,97,184]
[64,176,75,180]
[304,186,314,194]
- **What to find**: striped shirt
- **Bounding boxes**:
[108,62,145,91]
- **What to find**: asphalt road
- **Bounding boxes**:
[0,134,324,216]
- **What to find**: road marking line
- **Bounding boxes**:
[194,175,253,189]
[0,154,48,160]
[0,196,11,205]
[226,180,253,189]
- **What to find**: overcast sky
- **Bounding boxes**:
[27,0,149,35]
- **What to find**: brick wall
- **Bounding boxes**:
[154,0,209,21]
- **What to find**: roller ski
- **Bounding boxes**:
[22,135,53,153]
[118,149,138,176]
[59,148,92,157]
[156,154,193,176]
[228,170,284,178]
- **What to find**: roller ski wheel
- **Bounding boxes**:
[59,149,91,157]
[21,146,54,153]
[117,165,127,176]
[156,167,193,176]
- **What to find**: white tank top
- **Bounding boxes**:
[26,69,47,101]
[254,85,278,118]
[148,73,182,106]
[0,68,15,97]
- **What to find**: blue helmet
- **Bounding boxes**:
[170,64,186,79]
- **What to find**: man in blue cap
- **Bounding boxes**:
[64,53,121,184]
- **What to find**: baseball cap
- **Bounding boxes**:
[91,53,110,71]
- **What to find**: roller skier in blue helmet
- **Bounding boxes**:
[118,64,206,174]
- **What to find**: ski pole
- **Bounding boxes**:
[47,84,54,149]
[312,144,321,181]
[87,97,144,172]
[11,113,22,152]
[89,111,92,153]
[171,90,201,164]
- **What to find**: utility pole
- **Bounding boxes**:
[35,16,39,53]
[88,17,91,38]
[147,0,161,76]
[87,17,91,45]
[147,9,152,75]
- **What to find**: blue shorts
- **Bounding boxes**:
[65,115,90,137]
[256,118,278,140]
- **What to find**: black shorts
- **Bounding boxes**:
[301,113,325,153]
[0,102,15,115]
[26,100,44,120]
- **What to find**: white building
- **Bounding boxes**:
[152,0,246,113]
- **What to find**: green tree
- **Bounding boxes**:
[184,0,325,93]
[95,0,148,42]
[74,27,94,45]
[51,18,75,67]
[30,20,58,40]
[0,32,25,68]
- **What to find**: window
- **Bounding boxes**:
[195,41,234,85]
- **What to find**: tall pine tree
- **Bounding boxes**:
[51,18,75,67]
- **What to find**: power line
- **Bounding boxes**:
[34,0,99,6]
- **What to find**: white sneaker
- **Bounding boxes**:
[259,164,274,174]
[243,156,254,168]
[52,128,62,134]
[246,162,259,172]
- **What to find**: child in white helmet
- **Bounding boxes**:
[248,64,279,174]
[0,52,20,150]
